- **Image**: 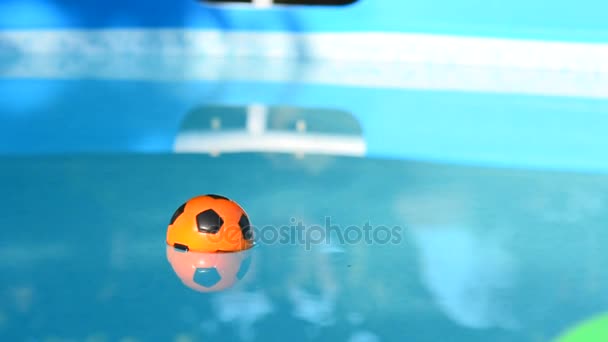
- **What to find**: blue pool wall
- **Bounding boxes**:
[1,0,608,42]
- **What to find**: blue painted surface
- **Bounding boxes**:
[2,0,608,41]
[2,78,608,172]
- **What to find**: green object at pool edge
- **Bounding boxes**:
[556,314,608,342]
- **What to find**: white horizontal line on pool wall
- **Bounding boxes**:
[2,30,608,71]
[2,30,608,98]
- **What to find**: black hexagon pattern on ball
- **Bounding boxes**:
[239,214,253,240]
[193,267,221,288]
[173,243,189,252]
[207,194,230,200]
[169,202,186,225]
[196,209,224,234]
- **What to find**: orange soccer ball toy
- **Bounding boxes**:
[166,194,254,253]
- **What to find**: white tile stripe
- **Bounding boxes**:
[2,55,608,98]
[2,30,608,98]
[2,30,608,72]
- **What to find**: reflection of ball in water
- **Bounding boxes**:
[167,194,253,253]
[166,246,253,293]
[554,314,608,342]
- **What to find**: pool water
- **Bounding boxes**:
[1,57,608,342]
